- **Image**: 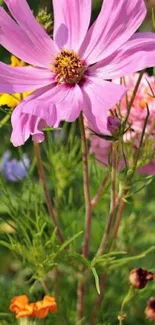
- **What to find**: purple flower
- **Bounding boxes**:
[1,151,30,181]
[0,0,155,146]
[107,116,121,136]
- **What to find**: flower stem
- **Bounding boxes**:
[0,112,11,128]
[41,279,49,294]
[77,113,92,324]
[80,113,92,258]
[33,142,64,244]
[111,193,127,248]
[124,70,145,124]
[90,274,106,325]
[91,172,110,208]
[96,142,119,257]
[90,188,126,325]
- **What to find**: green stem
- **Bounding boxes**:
[91,172,110,208]
[33,142,64,244]
[96,142,119,257]
[124,70,145,125]
[0,112,11,128]
[77,113,92,325]
[133,105,150,174]
[118,286,135,325]
[79,113,92,258]
[111,191,128,249]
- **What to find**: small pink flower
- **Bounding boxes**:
[114,73,155,143]
[0,0,155,146]
[86,73,155,174]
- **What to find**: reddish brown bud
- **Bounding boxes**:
[129,268,154,289]
[145,297,155,321]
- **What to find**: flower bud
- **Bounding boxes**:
[36,8,53,33]
[129,268,154,289]
[107,116,121,136]
[145,297,155,321]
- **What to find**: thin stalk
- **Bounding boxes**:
[77,113,92,324]
[111,194,127,247]
[111,108,149,245]
[89,72,145,325]
[91,172,110,208]
[0,112,11,128]
[96,142,119,257]
[80,113,92,258]
[90,188,127,325]
[133,105,150,174]
[110,142,117,211]
[41,279,49,294]
[90,274,106,325]
[33,142,64,244]
[124,70,145,124]
[90,143,118,325]
[77,279,85,325]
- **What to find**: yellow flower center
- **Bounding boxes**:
[139,99,147,108]
[52,49,86,84]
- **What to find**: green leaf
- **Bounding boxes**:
[92,251,127,267]
[109,246,155,269]
[57,231,83,253]
[68,252,90,268]
[91,267,100,294]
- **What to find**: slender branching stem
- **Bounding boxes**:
[90,274,106,325]
[41,279,49,294]
[90,143,119,325]
[0,112,11,128]
[80,113,92,258]
[110,142,117,212]
[90,72,145,325]
[77,279,85,325]
[77,113,92,324]
[90,188,126,325]
[125,70,145,123]
[91,172,110,208]
[33,142,64,244]
[111,192,127,247]
[96,142,119,257]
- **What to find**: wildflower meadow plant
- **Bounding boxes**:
[0,1,155,325]
[0,0,155,145]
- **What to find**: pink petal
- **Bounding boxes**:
[0,8,51,68]
[56,84,82,122]
[4,0,58,64]
[89,33,155,79]
[53,0,91,50]
[11,105,46,147]
[79,0,146,65]
[82,77,126,132]
[22,83,82,124]
[11,83,75,146]
[22,84,70,121]
[139,160,155,175]
[0,62,54,93]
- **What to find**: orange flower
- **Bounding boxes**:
[10,295,34,319]
[10,295,57,319]
[33,296,57,319]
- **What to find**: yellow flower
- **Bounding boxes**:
[0,56,31,109]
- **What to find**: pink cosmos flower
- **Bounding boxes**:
[1,0,155,146]
[86,73,155,174]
